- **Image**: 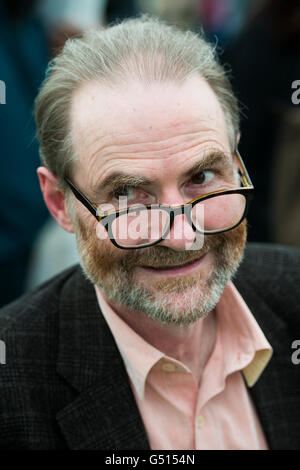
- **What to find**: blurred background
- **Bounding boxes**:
[0,0,299,307]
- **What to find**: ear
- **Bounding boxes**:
[236,132,241,147]
[37,167,75,233]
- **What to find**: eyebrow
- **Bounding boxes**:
[183,151,232,178]
[91,151,232,195]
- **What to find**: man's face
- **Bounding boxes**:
[68,75,247,326]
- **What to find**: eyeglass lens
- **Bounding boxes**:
[108,192,246,248]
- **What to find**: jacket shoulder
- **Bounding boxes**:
[235,242,300,329]
[0,263,83,367]
[237,242,300,280]
[0,264,80,336]
[0,264,83,449]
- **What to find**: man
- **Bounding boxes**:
[0,16,300,450]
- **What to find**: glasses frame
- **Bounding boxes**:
[64,149,254,250]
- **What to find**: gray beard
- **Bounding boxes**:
[78,242,244,327]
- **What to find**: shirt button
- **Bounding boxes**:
[162,362,176,372]
[196,415,205,428]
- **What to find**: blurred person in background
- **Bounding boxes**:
[39,0,139,55]
[195,0,256,46]
[138,0,196,31]
[222,0,300,245]
[137,0,258,43]
[0,0,49,307]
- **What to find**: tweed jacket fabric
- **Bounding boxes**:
[0,243,299,450]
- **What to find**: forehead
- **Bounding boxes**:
[69,75,231,185]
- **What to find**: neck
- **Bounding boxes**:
[102,293,217,386]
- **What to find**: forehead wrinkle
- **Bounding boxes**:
[73,104,228,162]
[85,129,228,179]
[72,109,229,184]
[81,135,210,189]
[81,127,210,170]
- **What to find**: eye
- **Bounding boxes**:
[112,185,135,199]
[111,185,153,205]
[191,170,215,185]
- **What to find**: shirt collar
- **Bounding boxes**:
[215,282,273,387]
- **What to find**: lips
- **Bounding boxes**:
[138,253,208,278]
[143,257,202,270]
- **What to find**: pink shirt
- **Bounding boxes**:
[95,282,273,450]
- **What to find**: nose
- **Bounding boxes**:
[159,212,203,251]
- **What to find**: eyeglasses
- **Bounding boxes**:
[65,150,254,250]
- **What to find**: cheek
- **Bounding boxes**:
[94,223,123,262]
[96,222,108,242]
[220,220,247,260]
[90,221,131,271]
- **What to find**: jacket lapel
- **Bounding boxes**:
[235,276,300,450]
[55,267,150,450]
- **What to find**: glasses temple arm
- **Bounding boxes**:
[64,178,98,219]
[236,149,253,187]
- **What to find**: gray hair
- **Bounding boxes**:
[34,15,239,191]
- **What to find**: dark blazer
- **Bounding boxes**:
[0,243,300,450]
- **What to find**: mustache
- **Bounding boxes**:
[75,214,245,271]
[119,233,226,270]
